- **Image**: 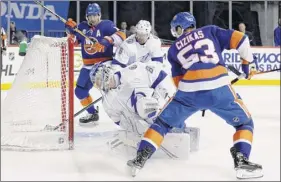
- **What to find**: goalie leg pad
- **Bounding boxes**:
[184,127,200,152]
[108,129,191,160]
[170,126,200,152]
[138,118,172,154]
[160,132,191,160]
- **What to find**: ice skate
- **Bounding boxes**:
[230,147,263,179]
[127,147,152,177]
[79,109,99,127]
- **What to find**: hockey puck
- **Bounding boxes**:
[58,137,64,144]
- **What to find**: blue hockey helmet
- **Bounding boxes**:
[86,3,101,17]
[170,12,196,38]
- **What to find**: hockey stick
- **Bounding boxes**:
[201,65,245,117]
[44,96,102,131]
[33,1,97,44]
[250,68,281,76]
[227,65,247,84]
[74,96,102,117]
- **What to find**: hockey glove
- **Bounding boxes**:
[249,55,259,78]
[65,18,77,34]
[92,36,112,53]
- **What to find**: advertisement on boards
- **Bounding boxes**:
[0,1,69,31]
[1,46,280,90]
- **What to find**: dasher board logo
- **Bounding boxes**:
[9,52,15,61]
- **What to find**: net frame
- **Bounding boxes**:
[1,36,74,151]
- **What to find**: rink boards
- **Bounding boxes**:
[1,46,280,90]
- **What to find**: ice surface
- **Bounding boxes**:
[1,86,280,181]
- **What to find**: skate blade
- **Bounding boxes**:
[79,121,99,127]
[131,167,140,177]
[236,168,263,179]
[127,161,141,177]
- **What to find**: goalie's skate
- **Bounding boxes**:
[79,111,99,127]
[127,147,152,177]
[230,147,263,179]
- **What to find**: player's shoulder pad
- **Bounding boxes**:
[101,20,115,27]
[78,21,88,27]
[200,25,218,31]
[147,34,161,48]
[115,39,134,57]
[125,34,136,44]
[78,21,89,30]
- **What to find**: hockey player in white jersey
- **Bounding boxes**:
[111,20,165,71]
[89,61,199,159]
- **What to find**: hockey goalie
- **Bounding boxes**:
[89,61,200,159]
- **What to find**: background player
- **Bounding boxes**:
[127,12,263,179]
[111,20,165,72]
[1,27,7,56]
[65,3,126,126]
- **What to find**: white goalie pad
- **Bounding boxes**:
[107,126,200,159]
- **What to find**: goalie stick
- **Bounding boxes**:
[44,97,102,131]
[33,1,97,44]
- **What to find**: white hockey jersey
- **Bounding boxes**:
[102,61,176,133]
[112,34,164,69]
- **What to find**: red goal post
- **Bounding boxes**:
[1,36,74,151]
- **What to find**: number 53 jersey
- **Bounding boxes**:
[168,25,253,92]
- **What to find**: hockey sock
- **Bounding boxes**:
[138,118,172,155]
[80,95,97,114]
[233,119,254,158]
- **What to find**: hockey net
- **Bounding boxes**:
[1,35,74,151]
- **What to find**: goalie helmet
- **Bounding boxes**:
[170,12,196,38]
[135,20,152,44]
[90,63,115,92]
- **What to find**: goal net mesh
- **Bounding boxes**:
[1,35,74,151]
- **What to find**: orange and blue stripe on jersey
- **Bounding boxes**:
[104,30,126,44]
[114,31,126,41]
[177,63,229,92]
[230,30,247,49]
[183,65,228,82]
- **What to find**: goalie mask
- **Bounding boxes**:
[90,64,115,92]
[135,20,151,44]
